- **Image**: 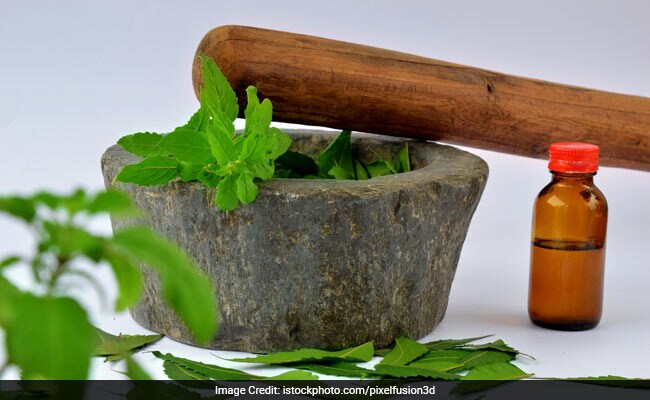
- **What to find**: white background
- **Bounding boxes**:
[1,0,649,379]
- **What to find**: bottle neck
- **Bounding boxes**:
[550,170,596,184]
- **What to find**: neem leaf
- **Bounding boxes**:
[379,337,428,366]
[275,151,319,177]
[456,350,515,370]
[216,174,239,211]
[424,335,493,351]
[0,196,36,222]
[231,341,374,364]
[373,363,459,380]
[115,156,179,186]
[410,349,474,362]
[465,339,532,358]
[461,361,532,380]
[293,361,376,378]
[6,294,94,379]
[92,328,161,361]
[125,357,152,380]
[200,54,238,122]
[154,352,318,381]
[408,359,463,372]
[159,128,215,165]
[112,227,217,344]
[318,130,354,178]
[236,174,258,205]
[163,360,211,381]
[117,132,165,158]
[395,143,411,173]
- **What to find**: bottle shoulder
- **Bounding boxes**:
[535,179,607,212]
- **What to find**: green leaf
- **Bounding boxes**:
[461,361,533,380]
[379,337,429,366]
[117,132,165,158]
[87,190,141,217]
[365,160,395,178]
[267,127,292,160]
[206,125,236,166]
[0,196,36,222]
[6,294,94,379]
[424,335,493,351]
[236,174,258,205]
[293,361,377,378]
[240,132,271,162]
[163,359,211,380]
[42,222,102,261]
[465,339,531,358]
[354,159,370,180]
[408,360,463,372]
[410,349,473,362]
[178,162,203,182]
[230,341,374,364]
[159,128,215,165]
[456,350,515,370]
[200,54,239,122]
[245,97,273,136]
[244,86,261,132]
[102,243,143,311]
[0,255,21,269]
[197,170,222,188]
[216,174,239,211]
[275,151,319,177]
[395,143,411,173]
[0,274,20,326]
[185,107,210,132]
[318,130,354,178]
[125,357,152,380]
[116,156,179,186]
[154,352,318,380]
[112,227,217,344]
[247,160,275,181]
[92,328,161,361]
[373,363,459,380]
[550,376,650,388]
[328,165,353,180]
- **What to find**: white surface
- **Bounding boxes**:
[1,0,649,380]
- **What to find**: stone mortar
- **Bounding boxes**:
[101,130,488,352]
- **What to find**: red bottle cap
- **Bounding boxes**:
[548,142,599,173]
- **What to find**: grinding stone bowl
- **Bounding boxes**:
[101,130,488,352]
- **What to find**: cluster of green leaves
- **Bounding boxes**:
[154,336,531,384]
[0,189,217,379]
[275,129,412,180]
[116,55,291,211]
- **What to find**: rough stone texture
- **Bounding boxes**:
[101,130,488,352]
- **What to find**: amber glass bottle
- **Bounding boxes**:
[528,142,608,331]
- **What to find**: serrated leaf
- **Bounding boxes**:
[87,190,141,217]
[118,132,165,158]
[411,349,474,362]
[247,160,275,181]
[154,352,318,381]
[185,107,210,132]
[236,174,258,205]
[246,98,273,136]
[240,132,271,162]
[318,130,354,179]
[0,196,36,222]
[267,128,292,160]
[207,125,236,166]
[395,143,411,173]
[200,55,238,122]
[293,361,376,378]
[178,162,203,182]
[6,294,94,379]
[92,328,161,361]
[112,227,217,344]
[116,156,178,186]
[197,170,221,188]
[163,359,211,381]
[379,337,429,366]
[373,363,459,380]
[424,335,493,351]
[159,128,215,165]
[456,350,515,370]
[275,151,318,177]
[408,360,463,372]
[461,361,532,380]
[216,174,239,211]
[465,339,531,358]
[231,341,374,364]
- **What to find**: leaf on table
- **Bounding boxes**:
[6,294,94,379]
[112,227,217,344]
[293,361,377,378]
[408,360,463,372]
[465,339,532,358]
[159,128,215,165]
[125,357,152,380]
[117,132,165,158]
[92,328,161,361]
[423,335,493,351]
[115,156,179,186]
[379,337,429,366]
[231,341,374,364]
[455,350,515,370]
[154,352,318,381]
[461,361,532,381]
[373,363,459,380]
[318,130,354,179]
[410,349,474,363]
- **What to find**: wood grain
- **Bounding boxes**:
[192,25,650,171]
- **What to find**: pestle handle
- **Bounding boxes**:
[192,25,650,171]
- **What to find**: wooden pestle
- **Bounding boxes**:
[192,25,650,171]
